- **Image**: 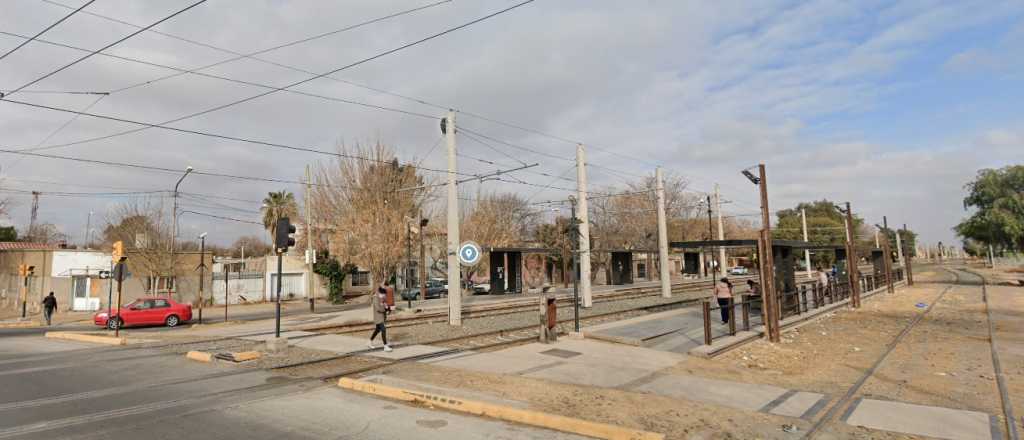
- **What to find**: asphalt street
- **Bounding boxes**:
[0,334,584,439]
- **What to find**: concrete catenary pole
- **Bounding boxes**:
[655,167,671,298]
[445,111,461,325]
[715,184,726,271]
[894,225,904,268]
[305,164,315,312]
[576,144,593,308]
[801,208,812,279]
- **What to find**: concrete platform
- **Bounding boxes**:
[584,309,695,346]
[843,398,997,440]
[359,374,530,409]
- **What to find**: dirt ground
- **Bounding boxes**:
[368,266,1022,439]
[383,361,805,440]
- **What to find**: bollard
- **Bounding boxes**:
[728,297,736,336]
[702,300,712,346]
[741,294,750,331]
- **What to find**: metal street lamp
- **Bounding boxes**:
[197,232,207,324]
[169,166,193,299]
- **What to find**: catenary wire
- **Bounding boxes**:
[0,0,95,62]
[2,0,209,98]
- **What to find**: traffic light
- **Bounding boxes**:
[112,240,125,263]
[275,217,296,252]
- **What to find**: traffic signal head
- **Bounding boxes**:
[275,217,296,252]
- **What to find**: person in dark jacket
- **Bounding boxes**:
[368,287,392,352]
[41,292,57,326]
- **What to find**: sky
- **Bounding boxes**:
[0,0,1022,249]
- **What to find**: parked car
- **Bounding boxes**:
[399,279,448,301]
[729,266,749,275]
[472,283,491,294]
[94,297,192,329]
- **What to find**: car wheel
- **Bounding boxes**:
[165,315,180,327]
[107,318,121,330]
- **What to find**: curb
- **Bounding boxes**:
[186,351,214,363]
[44,331,126,346]
[338,377,664,440]
[0,320,41,328]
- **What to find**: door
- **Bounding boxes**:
[269,273,305,300]
[71,276,89,311]
[132,299,160,325]
[150,298,172,324]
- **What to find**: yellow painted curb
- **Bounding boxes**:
[186,351,214,363]
[0,320,40,328]
[338,377,664,440]
[44,331,126,346]
[230,351,261,362]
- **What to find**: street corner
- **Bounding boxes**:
[44,331,127,346]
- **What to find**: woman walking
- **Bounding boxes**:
[368,286,392,352]
[714,277,733,324]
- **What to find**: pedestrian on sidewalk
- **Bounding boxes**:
[368,286,392,352]
[714,278,733,324]
[41,292,57,326]
[817,266,829,296]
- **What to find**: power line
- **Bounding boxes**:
[1,98,479,178]
[0,0,95,62]
[39,0,665,177]
[178,209,262,226]
[0,89,108,95]
[13,0,536,154]
[109,0,452,94]
[2,0,209,98]
[459,126,573,162]
[460,129,529,167]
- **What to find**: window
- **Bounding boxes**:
[135,300,153,310]
[145,276,176,293]
[637,263,647,279]
[351,271,370,287]
[152,299,170,308]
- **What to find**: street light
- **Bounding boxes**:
[169,166,193,298]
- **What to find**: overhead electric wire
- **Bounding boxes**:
[177,209,262,226]
[108,0,452,94]
[0,0,95,62]
[2,0,209,98]
[1,98,481,178]
[39,0,663,177]
[458,126,573,162]
[11,0,536,154]
[0,89,108,95]
[459,129,529,167]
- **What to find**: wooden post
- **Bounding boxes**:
[757,164,781,343]
[702,300,712,345]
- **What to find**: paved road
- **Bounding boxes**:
[0,335,583,439]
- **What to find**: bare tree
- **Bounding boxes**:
[103,198,174,294]
[230,235,272,258]
[311,142,432,286]
[23,223,69,245]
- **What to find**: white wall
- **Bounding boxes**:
[50,251,110,278]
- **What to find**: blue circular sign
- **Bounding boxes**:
[459,241,482,266]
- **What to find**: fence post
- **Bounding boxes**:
[702,300,712,345]
[728,297,736,336]
[741,294,750,331]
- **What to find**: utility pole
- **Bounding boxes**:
[706,195,716,278]
[29,191,39,239]
[569,196,581,332]
[882,216,894,294]
[223,262,229,322]
[801,208,812,278]
[197,233,206,324]
[655,168,671,298]
[903,223,914,286]
[715,184,726,271]
[305,165,315,313]
[755,164,780,343]
[84,211,93,248]
[575,144,593,308]
[406,221,413,291]
[444,111,461,325]
[894,224,904,267]
[843,202,861,308]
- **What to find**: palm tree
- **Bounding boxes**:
[262,190,298,242]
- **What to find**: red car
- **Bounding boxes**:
[94,297,192,329]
